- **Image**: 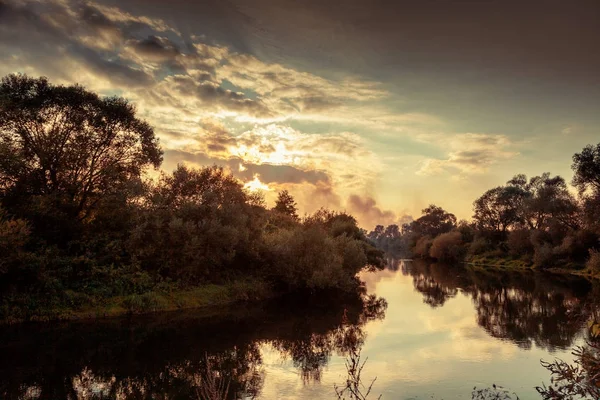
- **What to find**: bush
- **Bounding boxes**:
[122,292,163,314]
[0,208,30,274]
[413,236,433,258]
[468,237,490,256]
[262,226,349,289]
[533,243,554,268]
[429,231,465,262]
[507,229,533,257]
[586,249,600,273]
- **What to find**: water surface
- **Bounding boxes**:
[2,260,598,399]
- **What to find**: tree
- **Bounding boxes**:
[472,186,524,234]
[0,74,162,221]
[507,173,578,230]
[272,190,298,220]
[572,143,600,195]
[410,205,456,237]
[131,165,260,281]
[572,144,600,233]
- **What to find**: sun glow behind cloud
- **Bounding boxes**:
[244,174,272,192]
[4,0,597,226]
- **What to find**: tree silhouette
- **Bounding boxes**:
[0,74,162,223]
[273,190,299,220]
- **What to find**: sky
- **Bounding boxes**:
[1,0,599,228]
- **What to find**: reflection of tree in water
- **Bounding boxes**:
[269,294,387,383]
[405,262,462,307]
[0,291,386,399]
[404,259,596,351]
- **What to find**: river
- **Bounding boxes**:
[1,260,598,399]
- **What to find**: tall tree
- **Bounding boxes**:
[272,190,299,220]
[572,143,600,232]
[572,143,600,195]
[507,173,578,230]
[0,74,162,220]
[411,204,456,237]
[472,186,524,234]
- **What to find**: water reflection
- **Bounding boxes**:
[0,291,386,400]
[403,260,595,351]
[4,263,600,399]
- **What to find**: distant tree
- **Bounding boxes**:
[472,186,524,234]
[273,190,299,220]
[384,224,400,239]
[410,205,456,237]
[572,143,600,195]
[572,144,600,233]
[367,225,385,242]
[0,74,162,222]
[507,173,578,230]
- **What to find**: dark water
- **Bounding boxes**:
[2,260,599,399]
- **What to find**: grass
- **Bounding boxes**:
[465,253,600,279]
[466,254,534,270]
[1,279,275,324]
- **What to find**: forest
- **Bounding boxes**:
[368,146,600,275]
[0,74,384,322]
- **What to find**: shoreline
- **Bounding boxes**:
[464,255,599,280]
[1,279,276,325]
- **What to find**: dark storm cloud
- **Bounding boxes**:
[0,0,153,87]
[156,75,274,117]
[126,36,181,62]
[163,150,330,186]
[92,0,600,84]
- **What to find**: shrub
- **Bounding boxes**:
[586,249,600,273]
[262,226,348,290]
[122,292,163,314]
[0,208,30,274]
[468,237,490,256]
[507,229,533,257]
[429,231,465,262]
[413,236,433,258]
[533,243,554,268]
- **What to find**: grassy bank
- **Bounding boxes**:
[1,279,274,324]
[465,254,600,279]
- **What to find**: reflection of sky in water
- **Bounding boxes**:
[2,262,594,399]
[258,265,580,400]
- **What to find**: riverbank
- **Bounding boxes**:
[1,279,275,324]
[465,254,599,279]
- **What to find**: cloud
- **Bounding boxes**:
[0,0,400,218]
[346,195,412,229]
[416,133,518,176]
[217,53,388,114]
[163,149,330,186]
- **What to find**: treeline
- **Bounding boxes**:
[0,74,383,321]
[369,147,600,272]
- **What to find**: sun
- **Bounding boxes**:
[244,174,271,192]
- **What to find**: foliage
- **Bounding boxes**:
[586,249,600,273]
[408,204,456,237]
[273,189,299,220]
[374,142,600,276]
[506,229,533,257]
[572,143,600,196]
[537,341,600,399]
[0,75,383,321]
[473,186,525,235]
[334,326,381,400]
[0,74,162,227]
[429,231,465,262]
